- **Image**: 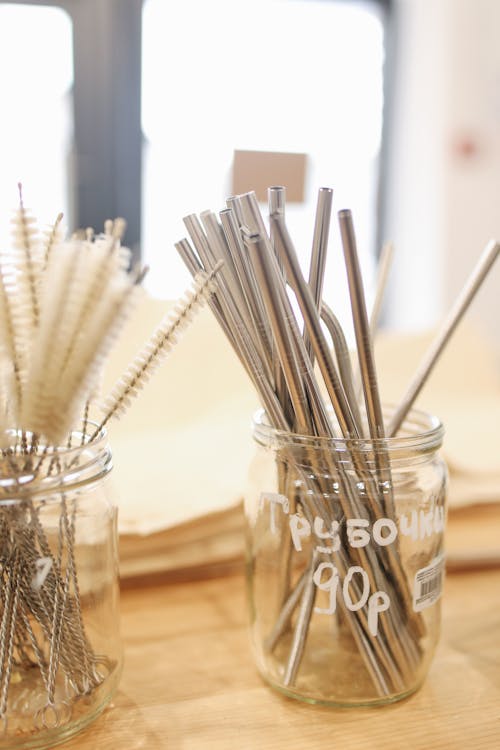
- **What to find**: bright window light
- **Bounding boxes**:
[142,0,385,335]
[0,4,73,243]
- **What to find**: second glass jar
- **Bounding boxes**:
[244,407,447,706]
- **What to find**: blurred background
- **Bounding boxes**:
[0,0,499,355]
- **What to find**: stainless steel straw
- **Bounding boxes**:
[369,241,394,335]
[308,187,333,308]
[267,187,289,414]
[338,209,386,442]
[269,211,361,439]
[320,302,362,425]
[307,187,333,367]
[268,186,286,279]
[388,238,500,436]
[353,240,395,403]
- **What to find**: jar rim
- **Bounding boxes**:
[252,404,444,454]
[0,422,112,501]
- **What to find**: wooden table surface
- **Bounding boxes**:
[63,566,500,750]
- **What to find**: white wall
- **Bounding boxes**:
[384,0,500,353]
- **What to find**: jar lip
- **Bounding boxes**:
[252,405,444,452]
[1,421,108,457]
[0,422,111,501]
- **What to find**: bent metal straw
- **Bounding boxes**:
[0,189,221,736]
[175,187,499,697]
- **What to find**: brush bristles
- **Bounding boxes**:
[42,213,64,269]
[11,203,42,330]
[0,191,220,453]
[0,261,31,412]
[20,241,143,445]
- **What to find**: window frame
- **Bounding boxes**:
[2,0,392,267]
[2,0,142,260]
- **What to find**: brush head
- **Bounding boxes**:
[0,198,217,453]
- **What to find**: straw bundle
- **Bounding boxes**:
[175,186,499,697]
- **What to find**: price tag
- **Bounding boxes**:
[413,554,445,612]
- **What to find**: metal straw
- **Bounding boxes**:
[338,209,386,441]
[320,302,363,428]
[175,238,288,431]
[243,230,313,435]
[306,187,333,357]
[308,187,333,308]
[236,193,332,436]
[353,240,395,403]
[269,211,361,439]
[219,208,273,365]
[369,241,394,335]
[388,238,500,436]
[268,186,286,280]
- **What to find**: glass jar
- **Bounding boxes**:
[0,426,122,748]
[244,407,447,706]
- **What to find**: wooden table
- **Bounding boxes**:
[64,566,500,750]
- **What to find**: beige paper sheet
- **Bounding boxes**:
[101,294,500,538]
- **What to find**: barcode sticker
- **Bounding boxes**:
[413,554,445,612]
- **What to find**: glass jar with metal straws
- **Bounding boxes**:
[175,185,499,705]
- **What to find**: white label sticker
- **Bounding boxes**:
[413,554,445,612]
